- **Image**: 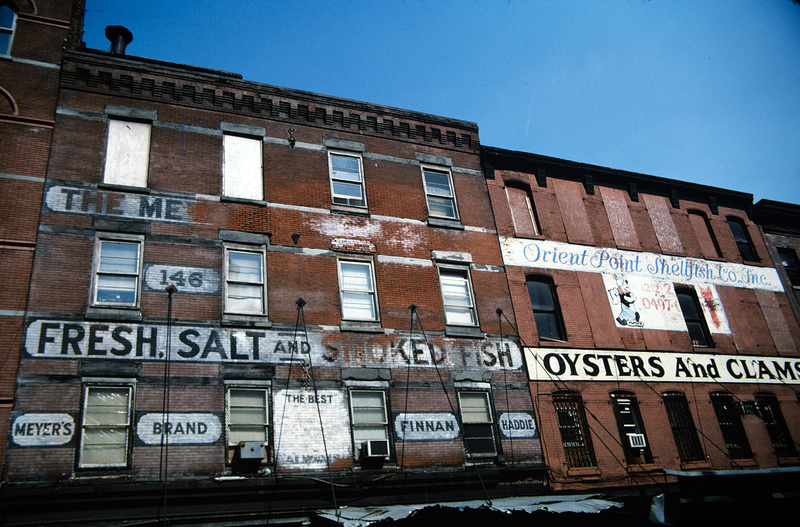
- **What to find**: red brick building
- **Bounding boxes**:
[1,10,545,525]
[754,199,800,326]
[483,147,800,511]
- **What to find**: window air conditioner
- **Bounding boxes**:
[627,433,646,448]
[238,441,266,459]
[361,440,390,459]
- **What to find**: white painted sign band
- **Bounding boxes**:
[136,413,221,445]
[12,413,75,446]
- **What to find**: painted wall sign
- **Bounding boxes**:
[603,274,730,333]
[11,413,75,446]
[273,389,351,470]
[500,237,783,292]
[24,319,522,371]
[393,413,460,441]
[526,347,800,385]
[143,264,221,295]
[136,413,221,445]
[44,184,194,224]
[497,412,538,439]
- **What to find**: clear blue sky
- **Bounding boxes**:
[82,1,800,206]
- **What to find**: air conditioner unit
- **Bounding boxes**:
[627,433,646,448]
[238,441,265,459]
[361,440,390,459]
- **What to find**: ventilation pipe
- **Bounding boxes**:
[105,25,133,55]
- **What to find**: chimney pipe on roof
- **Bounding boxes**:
[105,25,133,55]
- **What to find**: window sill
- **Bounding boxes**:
[221,196,267,206]
[341,321,384,333]
[679,460,712,470]
[626,463,657,474]
[427,217,464,230]
[86,307,142,321]
[728,458,759,469]
[98,183,150,194]
[566,466,601,477]
[222,314,271,328]
[537,338,570,347]
[444,325,484,338]
[777,456,800,467]
[331,204,370,216]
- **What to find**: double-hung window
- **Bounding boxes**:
[222,128,264,201]
[553,391,597,468]
[422,167,459,220]
[0,3,16,56]
[527,275,566,341]
[103,118,152,188]
[224,246,266,315]
[93,236,143,308]
[226,387,270,462]
[338,259,379,322]
[710,392,753,459]
[610,392,653,464]
[662,392,705,462]
[727,216,759,262]
[79,385,133,468]
[329,152,366,209]
[350,390,390,460]
[438,267,478,327]
[458,391,498,458]
[675,286,713,347]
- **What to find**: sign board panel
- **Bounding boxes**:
[136,413,222,445]
[393,413,460,441]
[11,413,75,446]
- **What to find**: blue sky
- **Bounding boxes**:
[82,1,800,205]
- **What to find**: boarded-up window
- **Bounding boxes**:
[223,134,263,200]
[643,195,683,254]
[506,185,539,237]
[104,119,151,188]
[688,210,722,258]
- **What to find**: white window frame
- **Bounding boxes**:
[422,166,459,220]
[457,391,498,459]
[103,118,152,188]
[438,266,478,327]
[223,244,267,316]
[349,389,390,459]
[226,386,270,452]
[91,234,144,308]
[78,384,134,469]
[0,3,17,56]
[328,151,367,209]
[222,133,264,201]
[337,258,379,322]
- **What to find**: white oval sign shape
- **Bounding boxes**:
[498,412,537,438]
[137,413,221,445]
[394,413,460,441]
[12,413,75,446]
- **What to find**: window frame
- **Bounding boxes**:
[710,392,753,459]
[328,150,367,210]
[755,393,797,459]
[225,385,271,463]
[662,391,705,463]
[437,265,479,328]
[777,247,800,289]
[526,275,567,341]
[349,389,391,461]
[78,384,134,469]
[457,390,499,459]
[726,216,759,262]
[421,165,460,221]
[675,286,713,348]
[0,3,17,56]
[222,132,264,201]
[552,391,597,468]
[337,258,380,323]
[91,234,144,309]
[610,391,653,465]
[223,244,267,316]
[687,209,722,258]
[103,117,153,189]
[506,183,541,237]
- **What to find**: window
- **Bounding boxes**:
[458,391,498,458]
[755,393,797,459]
[103,119,152,188]
[224,246,266,315]
[223,133,263,201]
[727,216,759,262]
[688,210,722,258]
[0,3,16,55]
[422,167,458,220]
[329,152,366,208]
[438,268,478,327]
[79,385,133,468]
[710,393,752,459]
[777,248,800,289]
[675,286,713,347]
[350,390,390,460]
[611,392,653,464]
[662,392,705,462]
[338,260,378,321]
[527,276,566,341]
[553,392,597,468]
[506,184,540,237]
[226,387,269,461]
[93,237,143,307]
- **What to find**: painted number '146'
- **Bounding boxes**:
[160,270,203,288]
